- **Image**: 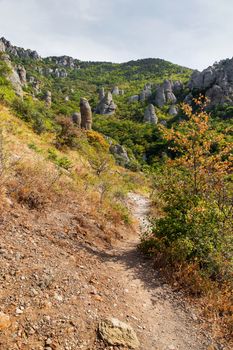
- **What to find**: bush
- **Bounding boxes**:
[55,115,80,149]
[141,97,232,280]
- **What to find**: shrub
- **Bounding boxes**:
[141,97,232,279]
[55,115,80,149]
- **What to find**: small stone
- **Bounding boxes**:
[16,308,23,315]
[98,318,140,349]
[54,292,63,302]
[45,338,52,345]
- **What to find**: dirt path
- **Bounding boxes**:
[0,193,213,350]
[99,193,210,350]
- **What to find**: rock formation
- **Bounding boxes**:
[47,56,76,68]
[144,104,158,124]
[112,86,119,95]
[168,105,178,116]
[110,144,130,165]
[1,54,23,97]
[80,98,92,130]
[139,83,152,102]
[71,112,81,127]
[128,95,139,103]
[45,91,52,108]
[98,318,140,349]
[186,58,233,107]
[17,65,27,85]
[155,80,177,107]
[0,37,40,60]
[96,92,117,115]
[99,87,105,100]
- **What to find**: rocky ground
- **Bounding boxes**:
[0,193,223,350]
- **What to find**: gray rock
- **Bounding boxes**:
[119,89,124,95]
[80,98,92,130]
[168,105,178,116]
[72,112,81,127]
[187,58,233,107]
[0,39,6,52]
[144,104,158,124]
[155,86,166,107]
[128,95,139,103]
[155,80,177,107]
[99,87,105,100]
[48,56,75,68]
[0,37,40,60]
[1,54,23,97]
[17,65,27,85]
[139,83,152,101]
[98,318,140,349]
[96,92,117,115]
[110,144,130,164]
[172,80,184,94]
[112,86,119,95]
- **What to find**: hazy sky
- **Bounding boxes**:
[1,0,233,70]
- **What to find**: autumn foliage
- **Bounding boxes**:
[141,96,233,342]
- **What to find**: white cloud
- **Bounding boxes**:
[0,0,233,70]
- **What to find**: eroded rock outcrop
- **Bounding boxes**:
[144,104,158,124]
[155,80,177,107]
[80,98,92,130]
[96,92,117,115]
[128,95,139,103]
[17,65,27,85]
[112,86,119,95]
[0,37,40,60]
[1,54,23,97]
[187,58,233,107]
[139,83,152,102]
[110,144,130,165]
[168,105,178,116]
[99,87,105,100]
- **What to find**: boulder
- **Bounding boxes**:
[128,95,139,103]
[168,105,178,116]
[98,318,140,349]
[112,86,119,95]
[96,92,117,115]
[80,98,92,130]
[72,112,81,127]
[144,104,158,124]
[110,144,130,164]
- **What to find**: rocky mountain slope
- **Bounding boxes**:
[0,37,232,169]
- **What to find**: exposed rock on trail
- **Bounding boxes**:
[98,318,140,348]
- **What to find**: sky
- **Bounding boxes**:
[0,0,233,70]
